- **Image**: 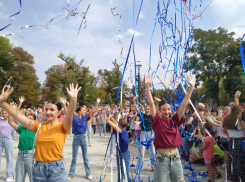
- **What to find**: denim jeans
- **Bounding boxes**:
[32,157,68,182]
[0,135,14,179]
[116,149,132,182]
[11,130,15,140]
[154,150,184,182]
[86,125,92,144]
[92,125,96,135]
[136,131,155,170]
[69,134,91,177]
[99,124,106,137]
[110,132,116,155]
[16,150,33,182]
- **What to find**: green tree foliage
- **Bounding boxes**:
[98,59,129,105]
[42,52,99,106]
[189,27,235,106]
[0,37,40,107]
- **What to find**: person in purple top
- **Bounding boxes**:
[0,109,14,182]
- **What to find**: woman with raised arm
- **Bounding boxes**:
[133,97,155,171]
[68,98,100,181]
[222,91,245,182]
[145,75,195,182]
[0,84,81,182]
[8,101,35,182]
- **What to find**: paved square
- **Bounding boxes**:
[0,130,226,182]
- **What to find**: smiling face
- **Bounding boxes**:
[2,110,8,120]
[159,104,172,119]
[45,103,60,122]
[144,105,150,115]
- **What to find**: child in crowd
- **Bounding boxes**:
[105,116,132,182]
[134,116,141,147]
[198,123,215,182]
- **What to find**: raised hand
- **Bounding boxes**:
[60,97,67,105]
[66,83,81,99]
[186,75,196,87]
[145,75,153,86]
[96,98,101,104]
[19,96,25,103]
[235,91,241,99]
[0,87,14,103]
[10,102,17,109]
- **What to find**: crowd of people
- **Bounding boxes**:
[0,76,245,182]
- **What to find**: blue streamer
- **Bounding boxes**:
[240,33,245,74]
[0,0,22,32]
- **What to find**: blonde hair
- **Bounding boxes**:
[197,103,205,112]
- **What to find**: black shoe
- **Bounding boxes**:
[214,172,222,179]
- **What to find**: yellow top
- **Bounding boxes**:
[110,118,118,131]
[31,120,69,162]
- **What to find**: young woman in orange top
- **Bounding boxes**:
[0,83,81,182]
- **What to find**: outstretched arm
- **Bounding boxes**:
[90,98,100,116]
[17,96,25,110]
[63,84,81,131]
[145,76,156,118]
[105,115,122,133]
[234,91,241,105]
[60,97,67,114]
[0,87,34,130]
[133,97,140,114]
[178,76,195,120]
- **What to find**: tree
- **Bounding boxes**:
[0,37,40,107]
[189,27,235,106]
[43,52,99,106]
[98,59,129,104]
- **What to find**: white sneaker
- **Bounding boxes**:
[104,136,106,138]
[89,143,93,146]
[131,140,134,145]
[87,175,93,180]
[6,177,14,182]
[68,177,72,181]
[93,134,95,136]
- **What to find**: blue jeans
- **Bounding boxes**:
[16,150,33,182]
[86,125,92,144]
[32,157,67,182]
[154,150,184,182]
[69,134,91,177]
[99,124,106,137]
[92,125,96,134]
[0,135,14,179]
[116,149,132,182]
[11,130,15,140]
[110,132,116,155]
[136,131,155,170]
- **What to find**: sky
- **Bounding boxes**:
[0,0,245,89]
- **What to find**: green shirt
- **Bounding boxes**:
[17,125,35,151]
[214,145,224,158]
[138,113,152,130]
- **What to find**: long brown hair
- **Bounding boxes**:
[223,105,241,130]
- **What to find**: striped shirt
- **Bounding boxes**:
[0,119,14,136]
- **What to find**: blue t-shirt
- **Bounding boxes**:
[72,114,90,135]
[114,129,129,153]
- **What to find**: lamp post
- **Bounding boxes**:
[136,64,142,102]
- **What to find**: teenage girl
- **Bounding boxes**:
[0,84,81,182]
[145,75,196,181]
